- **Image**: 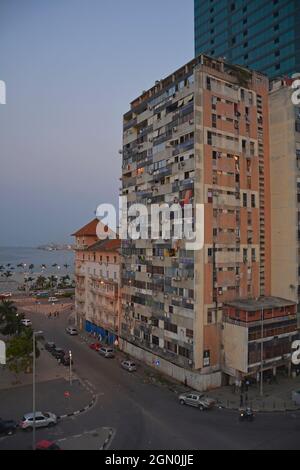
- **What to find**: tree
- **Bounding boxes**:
[6,329,40,382]
[29,264,34,272]
[48,275,57,288]
[3,271,13,279]
[64,264,70,271]
[36,275,46,289]
[0,301,24,336]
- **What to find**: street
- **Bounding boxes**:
[0,308,300,450]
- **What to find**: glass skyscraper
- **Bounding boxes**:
[195,0,300,78]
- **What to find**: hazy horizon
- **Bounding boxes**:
[0,0,194,246]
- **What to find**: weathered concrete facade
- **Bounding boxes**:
[120,55,271,387]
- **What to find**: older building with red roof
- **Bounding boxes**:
[72,220,121,344]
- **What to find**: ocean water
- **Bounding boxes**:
[0,247,74,293]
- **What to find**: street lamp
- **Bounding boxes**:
[32,330,43,451]
[69,350,72,386]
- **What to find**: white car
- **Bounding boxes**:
[48,297,58,303]
[20,412,57,431]
[121,360,137,372]
[21,319,32,327]
[66,327,78,336]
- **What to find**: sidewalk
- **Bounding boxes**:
[0,345,67,390]
[206,376,300,412]
[0,377,94,421]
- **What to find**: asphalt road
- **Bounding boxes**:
[1,309,300,450]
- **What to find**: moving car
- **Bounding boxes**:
[45,342,56,353]
[48,297,58,303]
[89,342,102,352]
[98,347,115,359]
[20,412,57,431]
[121,360,137,372]
[178,392,216,411]
[21,319,32,327]
[66,327,78,336]
[36,440,61,451]
[0,418,17,436]
[51,348,66,360]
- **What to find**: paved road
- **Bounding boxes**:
[1,309,300,450]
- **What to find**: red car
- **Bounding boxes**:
[89,343,102,352]
[35,440,61,451]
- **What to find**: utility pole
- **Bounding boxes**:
[32,331,43,451]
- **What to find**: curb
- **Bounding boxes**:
[58,393,97,420]
[211,401,300,414]
[100,428,114,451]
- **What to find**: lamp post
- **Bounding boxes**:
[32,330,43,451]
[69,350,72,386]
[260,308,264,397]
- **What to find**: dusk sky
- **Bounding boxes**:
[0,0,194,246]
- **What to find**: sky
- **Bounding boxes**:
[0,0,194,246]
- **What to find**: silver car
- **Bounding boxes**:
[98,347,115,358]
[178,392,216,411]
[20,412,57,431]
[66,327,78,336]
[121,360,137,372]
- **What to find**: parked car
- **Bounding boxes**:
[59,355,73,366]
[66,327,78,336]
[45,342,56,353]
[98,347,115,359]
[0,418,17,436]
[35,440,61,451]
[48,297,58,303]
[178,392,216,411]
[89,342,102,352]
[121,360,137,372]
[51,348,66,360]
[21,319,32,327]
[0,292,12,300]
[20,412,57,431]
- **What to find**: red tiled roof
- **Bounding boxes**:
[88,238,121,253]
[71,218,98,237]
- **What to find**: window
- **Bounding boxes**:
[243,193,247,208]
[251,194,256,208]
[152,336,159,346]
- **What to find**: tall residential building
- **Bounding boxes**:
[269,78,300,306]
[195,0,300,78]
[120,54,273,388]
[72,219,121,344]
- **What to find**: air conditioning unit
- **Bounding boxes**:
[173,127,178,132]
[189,119,194,125]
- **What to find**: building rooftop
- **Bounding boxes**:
[226,297,296,312]
[71,218,98,237]
[126,53,268,115]
[88,238,121,253]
